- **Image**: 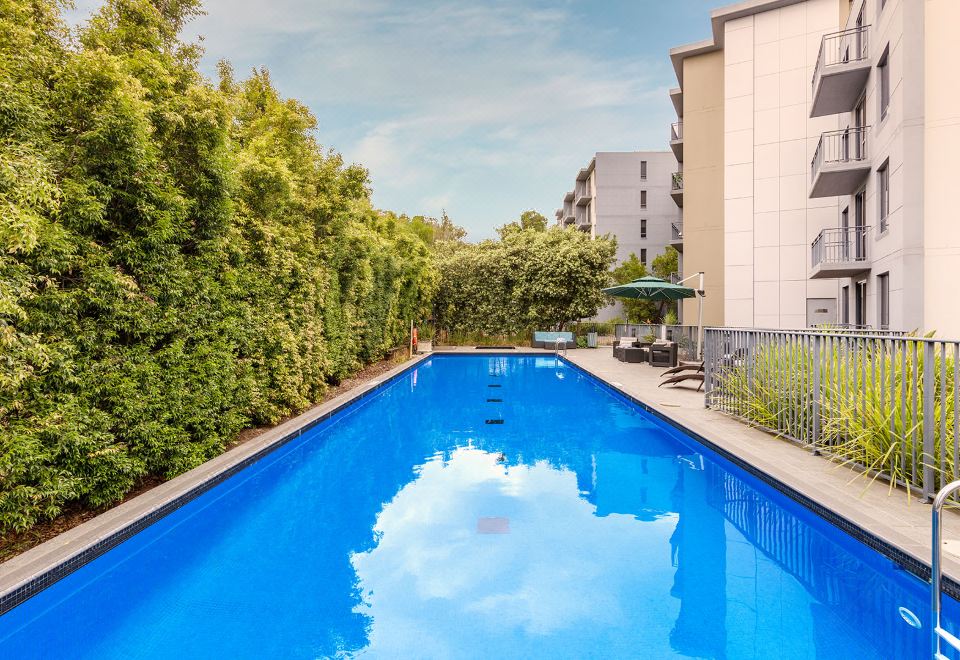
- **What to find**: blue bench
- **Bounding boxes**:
[531,331,576,349]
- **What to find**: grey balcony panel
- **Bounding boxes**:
[810,127,870,198]
[810,61,871,117]
[809,226,871,279]
[670,122,683,162]
[575,192,592,207]
[670,221,683,252]
[810,162,871,197]
[670,171,683,208]
[810,26,871,118]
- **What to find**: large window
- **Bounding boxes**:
[640,190,647,209]
[878,46,890,121]
[640,218,647,238]
[640,160,647,180]
[878,273,890,329]
[841,286,850,325]
[878,160,890,232]
[640,248,647,266]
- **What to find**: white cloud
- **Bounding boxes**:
[64,0,677,238]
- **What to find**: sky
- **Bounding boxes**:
[66,1,718,239]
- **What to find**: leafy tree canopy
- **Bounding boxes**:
[434,227,616,334]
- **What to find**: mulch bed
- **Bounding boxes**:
[0,354,411,564]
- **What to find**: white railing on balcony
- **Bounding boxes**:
[670,121,683,142]
[671,222,683,242]
[811,126,869,183]
[810,226,870,268]
[703,327,956,501]
[811,25,870,93]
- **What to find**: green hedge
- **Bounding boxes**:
[0,1,435,532]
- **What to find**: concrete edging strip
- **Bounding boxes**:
[0,353,431,615]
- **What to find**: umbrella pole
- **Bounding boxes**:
[697,272,704,360]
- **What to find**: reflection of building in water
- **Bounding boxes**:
[712,468,925,659]
[669,459,727,659]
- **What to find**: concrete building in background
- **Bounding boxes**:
[670,0,960,336]
[555,151,681,321]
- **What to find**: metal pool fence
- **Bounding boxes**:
[703,327,959,500]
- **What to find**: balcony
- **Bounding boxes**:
[809,226,871,279]
[810,127,870,198]
[810,26,871,117]
[670,221,683,252]
[575,181,593,206]
[562,212,575,226]
[575,208,591,231]
[670,171,683,207]
[669,271,682,285]
[670,121,683,162]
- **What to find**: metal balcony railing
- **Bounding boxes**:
[671,171,683,192]
[670,121,683,142]
[811,126,869,183]
[671,222,683,241]
[668,272,682,285]
[811,25,870,93]
[810,226,870,268]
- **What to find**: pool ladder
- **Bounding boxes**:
[553,338,568,359]
[932,481,960,659]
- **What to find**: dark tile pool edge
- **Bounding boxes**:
[560,356,960,602]
[0,354,431,617]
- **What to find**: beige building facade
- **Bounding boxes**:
[671,0,960,336]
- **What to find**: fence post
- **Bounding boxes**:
[812,335,821,455]
[703,329,713,408]
[923,341,936,501]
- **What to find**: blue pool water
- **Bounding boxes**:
[1,355,958,658]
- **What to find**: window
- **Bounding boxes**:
[640,190,647,209]
[878,273,890,329]
[855,280,867,327]
[841,286,850,325]
[878,46,890,121]
[878,160,889,232]
[640,160,647,180]
[640,249,647,266]
[640,218,647,238]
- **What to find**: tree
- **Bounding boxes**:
[0,0,438,534]
[607,246,682,324]
[434,227,616,334]
[496,209,548,238]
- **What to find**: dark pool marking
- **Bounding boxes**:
[486,399,503,403]
[485,419,504,425]
[487,384,501,388]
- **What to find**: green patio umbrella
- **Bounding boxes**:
[602,275,695,301]
[602,274,705,359]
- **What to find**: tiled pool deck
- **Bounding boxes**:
[2,346,959,610]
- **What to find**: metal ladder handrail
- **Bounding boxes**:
[932,481,960,660]
[554,337,568,359]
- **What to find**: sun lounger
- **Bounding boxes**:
[658,372,705,391]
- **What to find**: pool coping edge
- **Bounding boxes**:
[0,353,432,616]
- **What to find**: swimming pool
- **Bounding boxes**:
[1,354,957,658]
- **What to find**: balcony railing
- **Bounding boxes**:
[810,226,870,268]
[670,121,683,142]
[671,222,683,241]
[811,25,870,94]
[811,127,868,183]
[671,171,683,191]
[668,272,682,285]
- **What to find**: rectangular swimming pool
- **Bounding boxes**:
[1,355,958,658]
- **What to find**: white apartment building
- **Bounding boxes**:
[672,0,960,336]
[556,152,682,320]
